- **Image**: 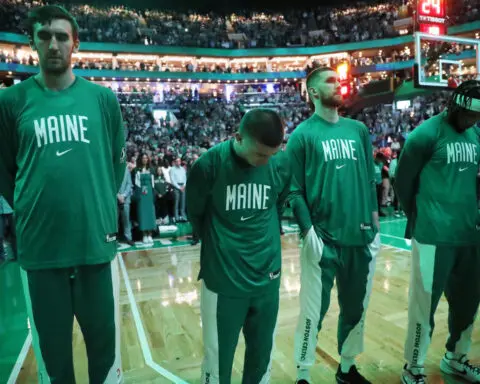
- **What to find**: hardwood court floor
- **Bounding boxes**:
[15,219,480,383]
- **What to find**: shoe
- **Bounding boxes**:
[191,239,199,246]
[295,380,310,384]
[126,239,135,246]
[142,236,148,244]
[336,365,371,383]
[401,364,426,384]
[148,236,154,244]
[440,354,480,382]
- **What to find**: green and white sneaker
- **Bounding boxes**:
[440,354,480,382]
[401,364,427,384]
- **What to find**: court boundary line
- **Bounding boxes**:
[118,253,190,384]
[7,331,32,384]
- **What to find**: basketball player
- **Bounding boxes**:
[396,80,480,384]
[0,5,126,383]
[186,109,291,383]
[287,67,381,384]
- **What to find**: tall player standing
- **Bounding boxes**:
[0,6,126,383]
[396,80,480,384]
[186,109,291,383]
[287,67,381,384]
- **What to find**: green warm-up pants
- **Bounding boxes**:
[200,279,280,384]
[294,227,380,376]
[404,239,480,368]
[20,257,123,384]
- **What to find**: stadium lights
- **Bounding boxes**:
[336,62,349,81]
[198,57,229,63]
[270,56,308,62]
[310,53,348,61]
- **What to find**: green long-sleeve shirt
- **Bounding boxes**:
[286,114,377,246]
[0,77,126,269]
[395,111,480,245]
[186,139,291,297]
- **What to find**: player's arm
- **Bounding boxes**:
[0,91,18,208]
[106,89,127,193]
[286,132,312,236]
[360,123,380,231]
[186,154,212,239]
[275,155,292,218]
[395,125,435,218]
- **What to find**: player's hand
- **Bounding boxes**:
[117,194,125,204]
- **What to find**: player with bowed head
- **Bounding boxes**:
[186,108,291,383]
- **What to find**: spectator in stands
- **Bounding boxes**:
[0,194,13,261]
[118,167,134,246]
[389,149,402,217]
[187,154,200,246]
[154,166,172,224]
[170,157,187,223]
[374,152,387,216]
[134,154,156,245]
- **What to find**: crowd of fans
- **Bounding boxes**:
[0,0,478,49]
[112,87,453,243]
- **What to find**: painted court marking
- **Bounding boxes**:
[8,218,409,383]
[118,254,189,384]
[7,331,32,384]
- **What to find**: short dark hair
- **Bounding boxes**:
[25,5,79,41]
[239,108,284,148]
[305,66,335,110]
[306,66,335,91]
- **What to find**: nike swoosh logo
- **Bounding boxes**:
[56,149,73,157]
[459,167,469,172]
[336,165,346,169]
[241,215,254,221]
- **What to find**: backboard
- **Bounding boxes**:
[414,32,480,89]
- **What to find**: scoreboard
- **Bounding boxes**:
[417,0,447,35]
